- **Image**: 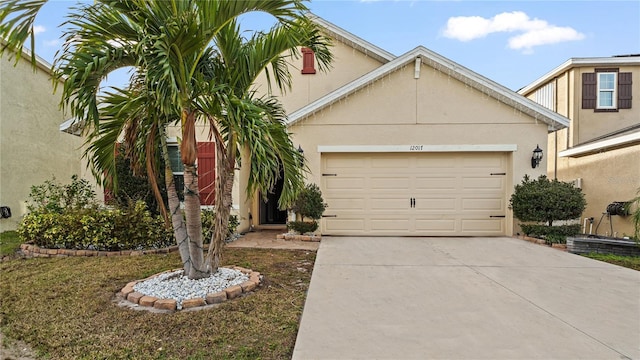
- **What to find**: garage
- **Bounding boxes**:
[321,151,508,236]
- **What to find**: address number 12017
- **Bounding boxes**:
[409,145,424,151]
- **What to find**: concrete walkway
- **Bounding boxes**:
[293,237,640,360]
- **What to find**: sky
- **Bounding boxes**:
[29,0,640,91]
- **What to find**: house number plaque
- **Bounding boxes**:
[409,145,424,151]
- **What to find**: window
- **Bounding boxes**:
[301,47,316,74]
[597,72,616,109]
[582,69,632,111]
[167,143,185,202]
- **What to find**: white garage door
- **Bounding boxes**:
[321,152,508,236]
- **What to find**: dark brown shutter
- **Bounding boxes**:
[301,47,316,74]
[618,72,632,109]
[582,72,597,109]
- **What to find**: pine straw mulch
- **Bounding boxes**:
[0,248,316,359]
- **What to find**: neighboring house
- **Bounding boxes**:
[0,48,97,231]
[234,15,569,236]
[519,55,640,238]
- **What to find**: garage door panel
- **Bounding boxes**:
[370,218,411,231]
[370,197,411,210]
[462,177,504,190]
[325,218,365,232]
[414,219,457,232]
[324,157,365,170]
[462,198,505,211]
[415,198,457,211]
[371,157,410,168]
[325,177,365,190]
[328,198,366,211]
[461,219,505,233]
[370,176,410,190]
[414,177,458,190]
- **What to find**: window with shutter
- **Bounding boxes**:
[301,47,316,74]
[582,68,632,111]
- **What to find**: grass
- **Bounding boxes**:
[0,231,22,257]
[0,247,316,359]
[583,253,640,271]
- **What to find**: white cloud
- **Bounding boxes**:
[32,25,46,35]
[44,39,62,47]
[442,11,584,52]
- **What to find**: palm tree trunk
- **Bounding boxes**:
[207,136,235,272]
[159,129,191,275]
[181,110,207,279]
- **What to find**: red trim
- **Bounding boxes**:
[197,142,216,205]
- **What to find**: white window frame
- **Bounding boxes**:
[597,72,617,109]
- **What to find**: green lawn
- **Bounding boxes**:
[583,253,640,271]
[0,248,316,359]
[0,231,22,257]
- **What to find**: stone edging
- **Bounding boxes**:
[276,234,321,242]
[117,266,262,312]
[19,243,179,258]
[518,235,567,250]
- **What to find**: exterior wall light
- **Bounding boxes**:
[531,144,543,168]
[297,145,304,166]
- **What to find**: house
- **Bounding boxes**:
[0,48,98,231]
[234,15,570,236]
[519,55,640,238]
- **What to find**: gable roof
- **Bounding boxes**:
[287,45,570,130]
[518,55,640,95]
[308,13,396,64]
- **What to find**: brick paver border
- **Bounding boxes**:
[117,266,262,312]
[19,243,180,258]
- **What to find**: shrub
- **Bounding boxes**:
[201,209,239,243]
[510,175,586,226]
[27,175,97,214]
[291,183,327,221]
[520,224,581,244]
[287,221,318,234]
[110,145,167,216]
[18,200,173,251]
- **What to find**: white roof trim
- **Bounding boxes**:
[559,131,640,157]
[288,46,569,130]
[519,56,640,95]
[317,144,518,153]
[59,117,83,136]
[308,13,395,64]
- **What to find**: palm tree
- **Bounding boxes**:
[1,0,332,278]
[198,18,332,271]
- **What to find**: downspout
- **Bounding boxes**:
[414,57,421,125]
[554,77,558,180]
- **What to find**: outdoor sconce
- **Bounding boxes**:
[531,144,543,168]
[297,145,304,166]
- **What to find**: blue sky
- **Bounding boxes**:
[30,0,640,91]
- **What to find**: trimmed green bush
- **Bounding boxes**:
[26,175,97,214]
[291,184,327,221]
[18,201,173,251]
[287,221,318,234]
[510,175,586,226]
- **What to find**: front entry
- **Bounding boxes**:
[259,170,287,225]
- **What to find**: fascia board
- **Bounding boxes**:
[518,57,640,95]
[559,131,640,157]
[308,13,396,63]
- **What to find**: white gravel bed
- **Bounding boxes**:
[133,268,249,310]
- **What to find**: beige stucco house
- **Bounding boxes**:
[234,15,570,236]
[519,55,640,238]
[0,49,96,231]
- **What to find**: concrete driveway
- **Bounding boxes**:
[292,237,640,360]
